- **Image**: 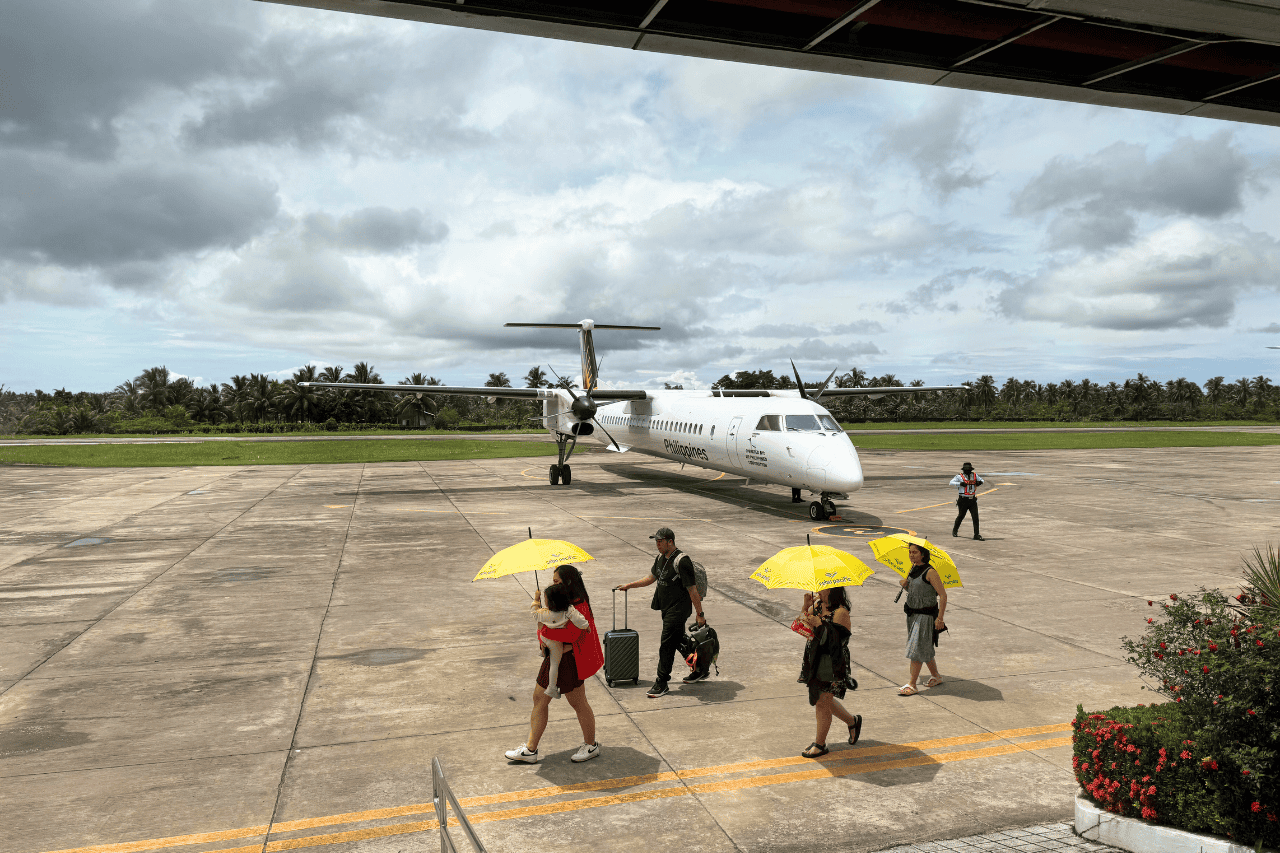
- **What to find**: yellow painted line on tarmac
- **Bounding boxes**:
[42,723,1070,853]
[895,487,999,514]
[258,734,1074,851]
[323,505,351,509]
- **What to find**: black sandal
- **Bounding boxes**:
[848,715,863,745]
[802,742,829,758]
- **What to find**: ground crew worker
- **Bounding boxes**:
[951,462,984,540]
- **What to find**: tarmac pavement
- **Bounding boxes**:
[3,445,1279,853]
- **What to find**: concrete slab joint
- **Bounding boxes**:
[1076,794,1277,853]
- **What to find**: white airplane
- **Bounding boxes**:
[302,320,961,520]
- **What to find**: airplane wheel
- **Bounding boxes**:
[561,465,572,485]
[822,500,837,517]
[809,501,826,521]
[549,465,561,485]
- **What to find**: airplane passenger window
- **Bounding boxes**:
[786,414,822,431]
[818,415,841,431]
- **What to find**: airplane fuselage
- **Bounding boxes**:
[543,390,865,498]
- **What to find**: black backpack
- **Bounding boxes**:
[680,622,720,675]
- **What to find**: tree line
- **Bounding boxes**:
[1,365,1277,436]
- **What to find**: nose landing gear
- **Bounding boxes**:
[807,495,841,521]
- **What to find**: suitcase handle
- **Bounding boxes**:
[612,587,628,631]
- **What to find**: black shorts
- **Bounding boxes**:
[536,648,584,693]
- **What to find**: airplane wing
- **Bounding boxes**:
[709,384,962,398]
[814,385,963,396]
[299,382,648,400]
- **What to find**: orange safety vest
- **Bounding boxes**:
[959,472,979,498]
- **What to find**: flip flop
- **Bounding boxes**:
[848,715,863,745]
[897,684,918,696]
[802,742,829,758]
[926,677,943,688]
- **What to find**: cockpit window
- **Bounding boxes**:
[818,415,841,431]
[755,415,784,431]
[785,414,822,432]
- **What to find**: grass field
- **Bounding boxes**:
[0,439,567,468]
[850,431,1280,451]
[4,430,1280,468]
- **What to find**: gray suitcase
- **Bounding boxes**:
[603,588,640,687]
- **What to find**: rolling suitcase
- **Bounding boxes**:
[603,588,640,688]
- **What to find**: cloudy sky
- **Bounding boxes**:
[5,0,1280,394]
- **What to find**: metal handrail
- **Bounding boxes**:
[432,757,488,853]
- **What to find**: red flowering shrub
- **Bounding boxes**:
[1082,586,1280,847]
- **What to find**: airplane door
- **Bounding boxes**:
[726,417,742,467]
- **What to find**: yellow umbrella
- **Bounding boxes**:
[751,537,875,592]
[474,531,593,587]
[867,534,962,589]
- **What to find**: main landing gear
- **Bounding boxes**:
[807,496,839,521]
[549,432,577,486]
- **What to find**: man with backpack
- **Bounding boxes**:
[616,527,707,697]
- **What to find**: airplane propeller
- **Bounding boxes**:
[790,360,839,402]
[545,364,621,451]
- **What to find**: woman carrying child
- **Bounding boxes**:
[531,582,588,699]
[505,565,604,764]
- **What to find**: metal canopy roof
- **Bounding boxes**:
[266,0,1280,126]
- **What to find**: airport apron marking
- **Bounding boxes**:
[41,723,1071,853]
[812,524,918,538]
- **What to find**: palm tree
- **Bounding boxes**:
[1250,375,1274,413]
[113,379,143,417]
[278,366,322,423]
[835,368,867,389]
[138,366,173,413]
[524,366,550,389]
[343,362,386,423]
[221,375,251,422]
[187,384,228,424]
[1231,377,1251,411]
[972,375,997,413]
[392,372,437,426]
[1204,376,1226,412]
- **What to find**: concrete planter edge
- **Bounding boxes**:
[1075,794,1276,853]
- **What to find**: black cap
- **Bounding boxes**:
[961,462,974,471]
[650,527,675,541]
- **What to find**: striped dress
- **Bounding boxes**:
[905,570,939,663]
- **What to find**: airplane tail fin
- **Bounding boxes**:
[505,320,659,390]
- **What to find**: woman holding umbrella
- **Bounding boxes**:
[897,543,947,696]
[798,585,862,757]
[504,564,605,764]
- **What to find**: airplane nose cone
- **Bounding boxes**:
[805,441,864,493]
[826,441,864,493]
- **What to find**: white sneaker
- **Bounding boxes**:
[504,744,540,763]
[571,742,600,763]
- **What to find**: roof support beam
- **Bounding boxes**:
[639,0,669,30]
[950,15,1061,68]
[1204,67,1280,100]
[1082,40,1207,86]
[804,0,883,51]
